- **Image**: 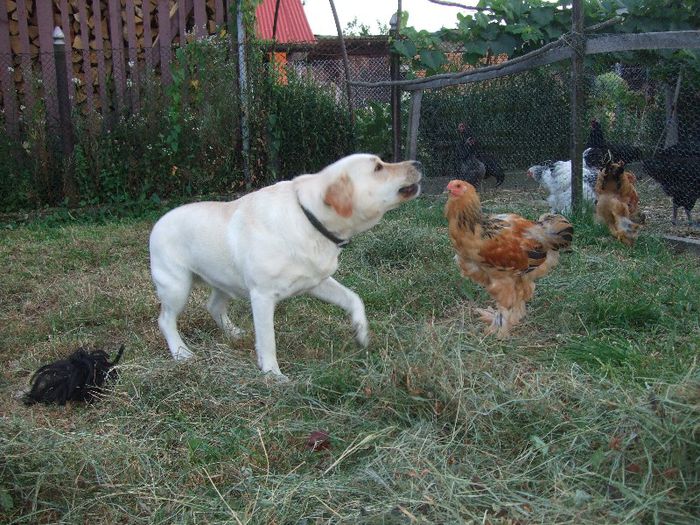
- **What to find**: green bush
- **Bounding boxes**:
[0,36,355,212]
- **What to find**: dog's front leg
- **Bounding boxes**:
[250,290,288,381]
[309,277,369,348]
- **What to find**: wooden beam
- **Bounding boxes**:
[406,90,423,161]
[350,30,700,92]
[586,30,700,53]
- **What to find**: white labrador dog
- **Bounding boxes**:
[149,154,422,379]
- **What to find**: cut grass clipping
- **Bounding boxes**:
[0,195,698,524]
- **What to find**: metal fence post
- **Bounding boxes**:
[237,1,251,191]
[53,26,77,206]
[569,0,585,212]
[390,7,402,162]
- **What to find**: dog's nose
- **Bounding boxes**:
[411,160,423,172]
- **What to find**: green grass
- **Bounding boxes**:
[1,195,699,524]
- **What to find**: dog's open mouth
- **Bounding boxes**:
[399,183,419,198]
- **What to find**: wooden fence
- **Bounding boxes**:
[0,0,235,136]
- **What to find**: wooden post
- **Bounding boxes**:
[406,90,422,161]
[328,0,354,125]
[0,0,18,138]
[36,0,59,125]
[53,27,77,206]
[237,0,251,190]
[158,0,172,84]
[569,0,585,211]
[390,2,402,161]
[108,0,126,111]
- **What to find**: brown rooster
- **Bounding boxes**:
[445,180,573,337]
[595,160,642,246]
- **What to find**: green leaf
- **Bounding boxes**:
[419,50,447,71]
[489,33,520,55]
[530,7,555,27]
[393,39,417,58]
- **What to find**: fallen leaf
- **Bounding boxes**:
[306,430,330,452]
[625,463,642,474]
[662,467,679,480]
[609,436,622,451]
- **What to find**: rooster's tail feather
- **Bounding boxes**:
[533,214,574,251]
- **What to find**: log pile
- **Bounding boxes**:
[3,0,226,112]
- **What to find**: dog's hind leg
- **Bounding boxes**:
[207,288,244,340]
[153,272,194,361]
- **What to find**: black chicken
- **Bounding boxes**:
[586,118,644,166]
[642,144,700,225]
[457,123,505,187]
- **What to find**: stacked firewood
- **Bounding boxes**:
[3,0,223,110]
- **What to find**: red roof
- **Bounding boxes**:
[255,0,316,43]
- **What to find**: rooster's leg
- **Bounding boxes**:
[684,207,698,226]
[477,307,511,337]
[476,307,496,324]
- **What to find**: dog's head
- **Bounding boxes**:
[318,154,422,231]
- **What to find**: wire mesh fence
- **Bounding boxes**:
[412,51,700,238]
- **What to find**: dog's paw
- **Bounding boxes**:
[172,346,194,361]
[221,318,245,340]
[353,322,369,348]
[263,370,291,384]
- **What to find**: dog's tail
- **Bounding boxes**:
[110,345,125,366]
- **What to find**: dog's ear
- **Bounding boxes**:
[324,173,354,218]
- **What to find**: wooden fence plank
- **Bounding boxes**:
[215,0,225,27]
[158,0,172,83]
[59,0,74,99]
[35,0,58,124]
[124,0,140,111]
[91,0,109,113]
[179,0,186,45]
[16,0,34,116]
[0,0,18,135]
[194,0,207,37]
[142,0,154,71]
[107,0,125,110]
[76,0,94,114]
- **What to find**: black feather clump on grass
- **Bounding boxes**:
[23,345,124,406]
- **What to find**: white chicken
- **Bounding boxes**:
[527,148,604,213]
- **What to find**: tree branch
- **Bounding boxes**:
[585,15,624,33]
[426,0,492,12]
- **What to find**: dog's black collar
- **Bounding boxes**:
[300,204,349,248]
